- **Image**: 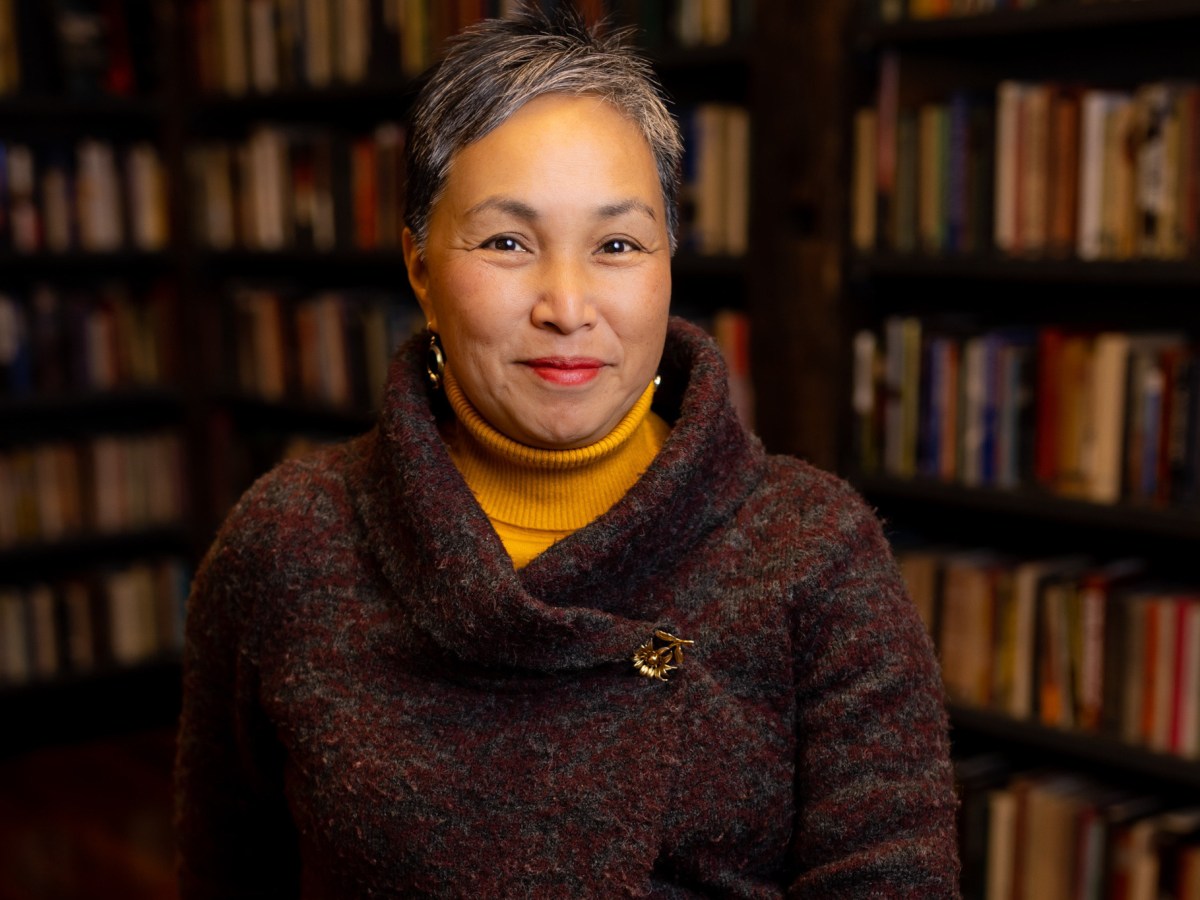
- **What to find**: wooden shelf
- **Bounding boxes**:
[189,80,418,125]
[857,0,1200,48]
[215,392,376,436]
[646,41,751,70]
[0,657,181,757]
[674,251,747,278]
[0,250,174,278]
[1,387,184,428]
[950,704,1200,791]
[197,248,410,283]
[854,473,1200,544]
[849,252,1200,286]
[0,93,164,123]
[0,527,193,579]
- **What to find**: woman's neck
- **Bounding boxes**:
[441,366,668,536]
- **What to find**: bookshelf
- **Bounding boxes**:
[0,0,195,746]
[846,0,1200,893]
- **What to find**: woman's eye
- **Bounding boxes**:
[600,238,641,254]
[482,236,526,252]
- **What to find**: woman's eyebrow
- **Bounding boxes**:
[464,196,658,223]
[465,196,540,221]
[597,199,658,222]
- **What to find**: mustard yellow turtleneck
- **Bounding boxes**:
[440,367,670,569]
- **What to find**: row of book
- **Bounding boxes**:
[0,557,190,685]
[852,69,1200,261]
[187,104,749,257]
[0,139,170,254]
[190,0,459,93]
[679,103,750,258]
[0,282,175,397]
[956,754,1200,900]
[189,0,751,97]
[187,123,406,252]
[0,432,188,549]
[0,0,159,98]
[898,545,1200,759]
[215,286,423,411]
[853,318,1200,507]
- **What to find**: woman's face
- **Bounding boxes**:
[403,93,672,450]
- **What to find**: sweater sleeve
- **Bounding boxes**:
[788,485,961,898]
[174,527,300,898]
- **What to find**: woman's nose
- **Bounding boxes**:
[531,255,597,335]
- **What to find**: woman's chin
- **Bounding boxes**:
[513,413,616,451]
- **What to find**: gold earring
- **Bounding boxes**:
[426,330,445,390]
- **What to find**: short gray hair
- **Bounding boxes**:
[404,7,684,252]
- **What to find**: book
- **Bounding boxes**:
[917,101,947,254]
[1046,85,1081,258]
[0,589,28,682]
[894,107,919,253]
[994,329,1036,490]
[351,134,379,249]
[302,0,333,87]
[1018,82,1050,256]
[1087,331,1131,504]
[1174,598,1200,756]
[986,787,1018,900]
[1135,82,1178,258]
[722,105,750,257]
[883,315,921,478]
[8,144,41,253]
[876,52,900,251]
[955,752,1012,900]
[1077,90,1123,261]
[0,292,32,395]
[1124,333,1188,504]
[993,80,1024,256]
[51,0,112,96]
[940,550,1002,707]
[852,108,878,252]
[41,144,75,252]
[374,123,405,249]
[335,0,370,83]
[852,329,881,472]
[1102,93,1137,260]
[1075,558,1145,733]
[77,138,125,251]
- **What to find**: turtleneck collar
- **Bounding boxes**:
[350,317,766,675]
[441,367,667,533]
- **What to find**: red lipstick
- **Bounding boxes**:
[524,357,604,386]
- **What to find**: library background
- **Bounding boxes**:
[6,0,1200,897]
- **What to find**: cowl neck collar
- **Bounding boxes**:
[352,317,765,674]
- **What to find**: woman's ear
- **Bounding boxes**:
[402,227,435,326]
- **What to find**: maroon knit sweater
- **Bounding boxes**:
[175,317,960,898]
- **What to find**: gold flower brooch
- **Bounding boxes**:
[632,630,695,681]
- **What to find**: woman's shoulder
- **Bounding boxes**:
[754,452,877,527]
[212,433,372,559]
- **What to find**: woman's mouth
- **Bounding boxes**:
[524,357,604,386]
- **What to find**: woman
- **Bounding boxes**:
[175,8,960,897]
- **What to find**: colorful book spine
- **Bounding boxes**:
[853,320,1200,508]
[850,68,1200,263]
[0,556,191,685]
